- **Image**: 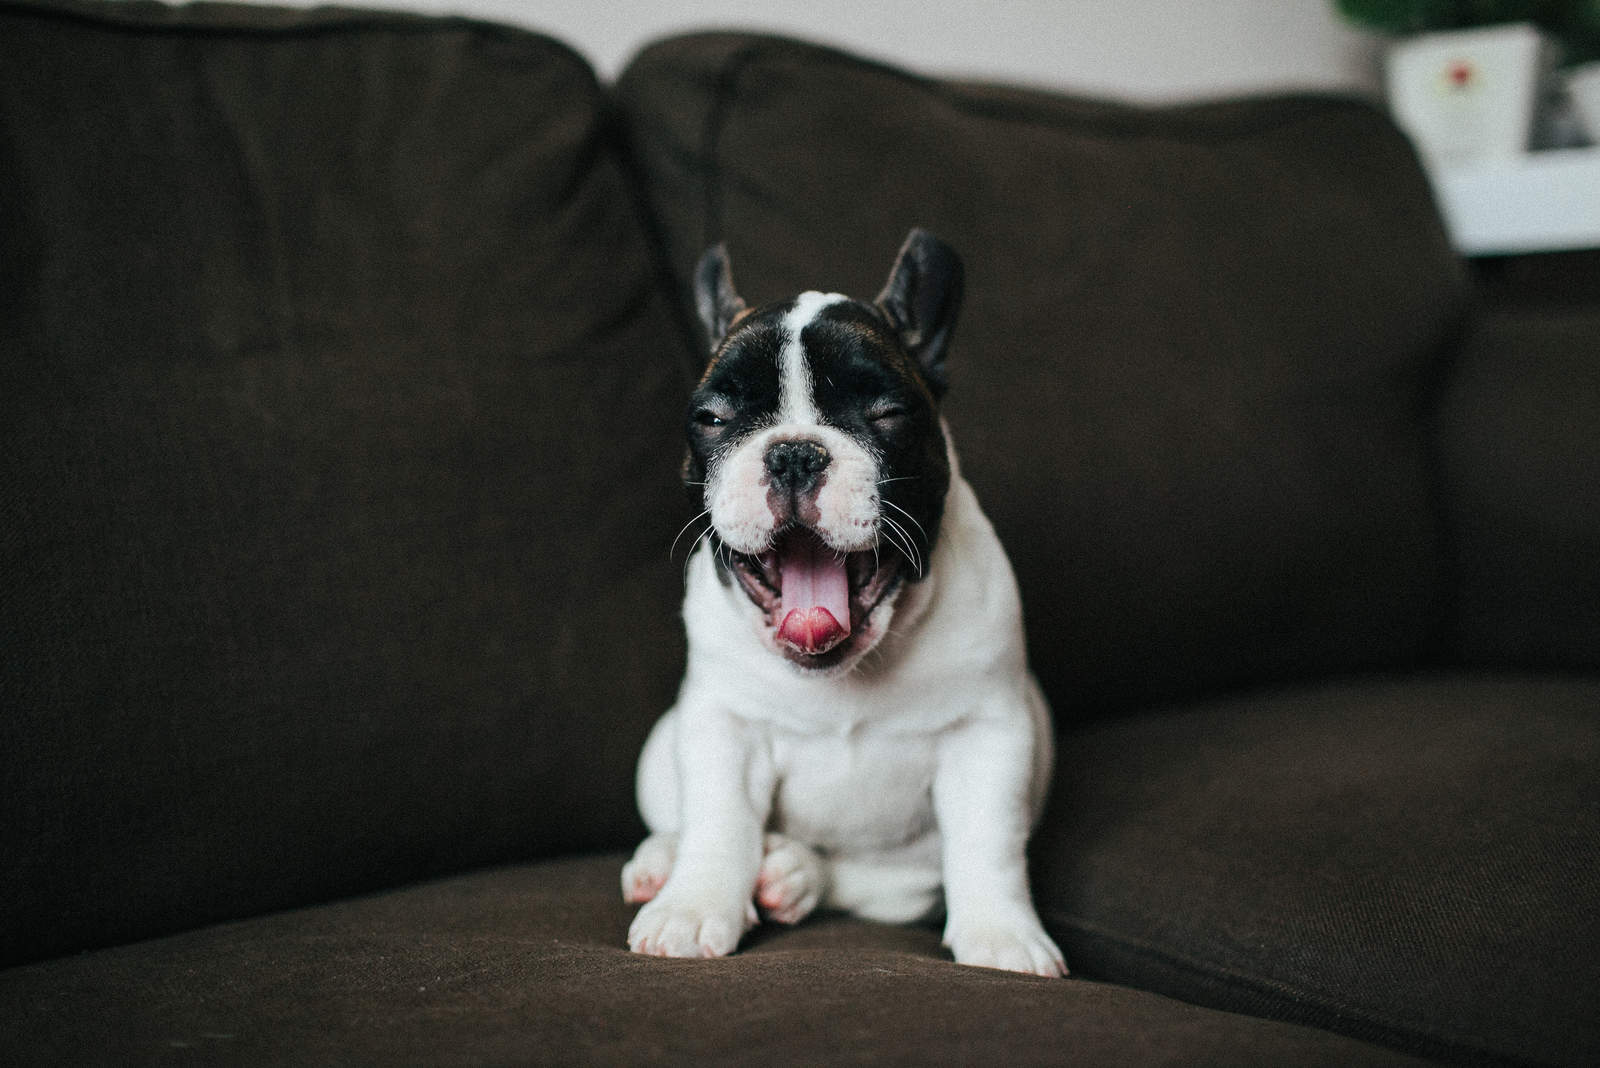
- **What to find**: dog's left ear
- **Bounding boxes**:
[875,228,963,396]
[693,243,748,353]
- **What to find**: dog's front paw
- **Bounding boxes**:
[622,834,677,904]
[756,833,826,925]
[945,913,1067,978]
[628,891,755,959]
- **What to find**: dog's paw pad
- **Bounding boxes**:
[621,834,677,905]
[628,896,748,959]
[755,834,825,925]
[946,919,1067,978]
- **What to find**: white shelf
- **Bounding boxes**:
[1427,147,1600,256]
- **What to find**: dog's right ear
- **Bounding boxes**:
[694,244,747,352]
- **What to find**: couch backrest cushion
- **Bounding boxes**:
[0,0,691,965]
[1437,306,1600,670]
[617,34,1467,719]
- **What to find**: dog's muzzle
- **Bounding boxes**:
[706,423,910,666]
[761,440,849,654]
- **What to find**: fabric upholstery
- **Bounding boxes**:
[615,33,1469,721]
[1033,674,1600,1065]
[0,0,691,966]
[1436,308,1600,672]
[0,852,1431,1067]
[4,4,1595,1066]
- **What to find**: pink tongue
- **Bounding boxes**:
[776,531,852,655]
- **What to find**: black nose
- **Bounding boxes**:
[765,439,831,494]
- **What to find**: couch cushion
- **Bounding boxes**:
[616,34,1468,720]
[1437,307,1600,672]
[1033,674,1600,1065]
[0,853,1429,1066]
[0,0,691,965]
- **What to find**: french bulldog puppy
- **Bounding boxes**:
[623,230,1063,977]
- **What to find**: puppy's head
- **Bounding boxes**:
[684,229,962,672]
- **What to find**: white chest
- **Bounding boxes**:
[766,727,939,854]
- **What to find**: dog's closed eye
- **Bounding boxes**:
[694,408,729,428]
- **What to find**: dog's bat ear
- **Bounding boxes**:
[694,243,748,352]
[875,228,963,397]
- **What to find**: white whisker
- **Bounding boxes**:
[887,514,921,570]
[881,498,930,550]
[879,515,923,577]
[670,509,713,560]
[682,527,714,585]
[879,518,911,567]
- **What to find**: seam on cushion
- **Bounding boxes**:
[1414,278,1476,670]
[685,31,1391,152]
[697,40,773,255]
[0,0,590,74]
[610,104,712,388]
[1044,909,1552,1067]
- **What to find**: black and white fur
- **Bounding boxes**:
[622,231,1064,976]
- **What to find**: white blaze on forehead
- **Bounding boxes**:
[777,291,846,426]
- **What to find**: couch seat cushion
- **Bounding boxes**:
[1035,673,1600,1065]
[0,853,1427,1066]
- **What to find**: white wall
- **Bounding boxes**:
[264,0,1385,102]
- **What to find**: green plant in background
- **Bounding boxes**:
[1336,0,1600,62]
[1557,0,1600,62]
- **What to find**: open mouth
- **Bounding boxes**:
[724,526,904,665]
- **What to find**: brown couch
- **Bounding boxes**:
[3,2,1596,1064]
